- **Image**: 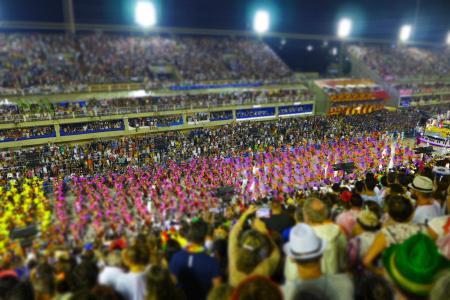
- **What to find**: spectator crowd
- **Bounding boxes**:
[0,33,292,95]
[0,88,313,123]
[2,31,450,300]
[394,82,450,95]
[129,116,184,128]
[0,108,450,300]
[60,121,125,135]
[0,108,430,176]
[349,45,450,81]
[0,126,55,142]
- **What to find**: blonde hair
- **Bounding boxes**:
[236,230,268,274]
[303,197,329,223]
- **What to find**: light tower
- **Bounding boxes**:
[62,0,76,34]
[337,18,352,76]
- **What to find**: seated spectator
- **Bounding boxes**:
[349,45,450,82]
[0,126,54,142]
[169,219,221,300]
[282,223,354,300]
[383,233,450,299]
[409,176,443,224]
[0,33,293,94]
[228,206,280,287]
[61,120,124,134]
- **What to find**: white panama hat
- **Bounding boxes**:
[283,223,327,261]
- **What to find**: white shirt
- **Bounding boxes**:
[413,201,443,225]
[114,271,147,300]
[428,215,449,237]
[361,194,383,206]
[283,273,354,300]
[98,266,124,290]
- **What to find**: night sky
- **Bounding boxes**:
[1,0,449,73]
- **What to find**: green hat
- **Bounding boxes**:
[383,233,450,297]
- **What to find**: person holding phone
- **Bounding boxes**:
[228,206,281,287]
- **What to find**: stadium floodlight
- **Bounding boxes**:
[135,1,156,28]
[447,32,450,45]
[253,10,270,33]
[332,47,338,56]
[337,18,352,38]
[399,25,412,42]
[307,45,314,52]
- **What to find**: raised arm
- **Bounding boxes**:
[228,206,257,271]
[363,231,387,275]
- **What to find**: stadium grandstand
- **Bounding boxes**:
[349,45,450,108]
[1,1,450,300]
[0,33,292,95]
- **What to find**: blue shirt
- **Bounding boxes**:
[169,249,220,300]
[282,226,293,243]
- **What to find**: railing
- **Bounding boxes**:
[60,127,125,136]
[0,100,316,149]
[0,132,56,143]
[391,76,450,85]
[0,83,145,97]
[0,77,306,97]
